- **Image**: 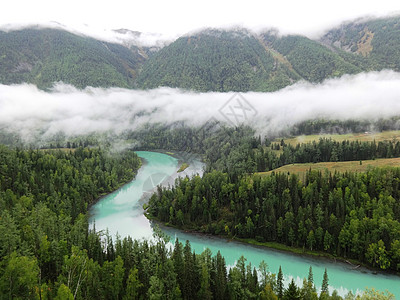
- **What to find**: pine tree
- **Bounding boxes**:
[308,266,314,285]
[172,238,184,290]
[124,268,143,300]
[277,266,284,299]
[283,279,300,300]
[198,263,212,300]
[321,268,329,296]
[213,251,227,300]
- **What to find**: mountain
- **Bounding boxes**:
[321,16,400,71]
[1,16,400,91]
[259,33,364,82]
[0,28,149,89]
[136,28,370,92]
[136,29,300,92]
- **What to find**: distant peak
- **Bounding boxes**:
[112,28,141,36]
[185,27,254,39]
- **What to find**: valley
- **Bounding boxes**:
[1,11,400,300]
[90,151,400,298]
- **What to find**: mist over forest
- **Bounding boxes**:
[2,10,400,300]
[1,70,400,145]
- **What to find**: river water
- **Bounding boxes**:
[89,151,400,297]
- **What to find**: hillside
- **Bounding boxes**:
[136,29,300,92]
[279,130,400,146]
[257,157,400,180]
[137,16,400,92]
[259,33,364,82]
[1,15,400,91]
[321,16,400,71]
[0,28,148,89]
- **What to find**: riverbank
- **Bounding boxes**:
[88,154,142,211]
[149,149,204,172]
[146,214,399,277]
[91,150,400,297]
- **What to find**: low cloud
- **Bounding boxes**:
[0,22,174,48]
[1,70,400,144]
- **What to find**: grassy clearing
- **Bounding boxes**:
[278,130,400,146]
[177,163,189,173]
[256,157,400,180]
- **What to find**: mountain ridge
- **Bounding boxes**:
[1,15,399,91]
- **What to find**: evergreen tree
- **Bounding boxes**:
[283,279,300,300]
[124,268,143,300]
[172,238,185,290]
[321,268,329,296]
[276,266,284,299]
[308,266,314,285]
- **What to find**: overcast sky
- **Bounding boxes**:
[1,0,400,41]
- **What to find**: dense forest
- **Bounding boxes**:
[1,145,393,299]
[263,138,400,169]
[136,29,298,92]
[0,146,139,298]
[137,16,400,92]
[130,123,400,175]
[258,34,363,83]
[289,118,400,136]
[148,167,400,272]
[322,16,400,71]
[0,29,148,89]
[1,15,400,91]
[2,12,400,300]
[134,123,400,273]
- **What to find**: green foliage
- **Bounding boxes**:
[132,123,400,177]
[263,138,400,171]
[55,284,74,300]
[131,123,259,174]
[0,145,141,298]
[284,279,300,300]
[0,28,147,89]
[276,266,284,299]
[323,16,400,71]
[136,16,400,92]
[2,16,400,91]
[321,268,329,296]
[124,268,143,300]
[136,29,284,92]
[0,142,395,298]
[261,34,362,82]
[0,252,39,299]
[359,288,395,300]
[148,166,400,271]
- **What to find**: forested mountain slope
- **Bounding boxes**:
[321,16,400,71]
[136,29,301,92]
[1,15,400,91]
[259,33,365,82]
[0,28,149,89]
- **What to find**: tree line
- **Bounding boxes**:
[1,144,392,299]
[0,145,139,298]
[289,118,400,136]
[130,123,400,175]
[259,138,400,171]
[148,167,400,271]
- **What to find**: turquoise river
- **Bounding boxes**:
[89,151,400,297]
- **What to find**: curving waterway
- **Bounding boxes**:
[89,151,400,297]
